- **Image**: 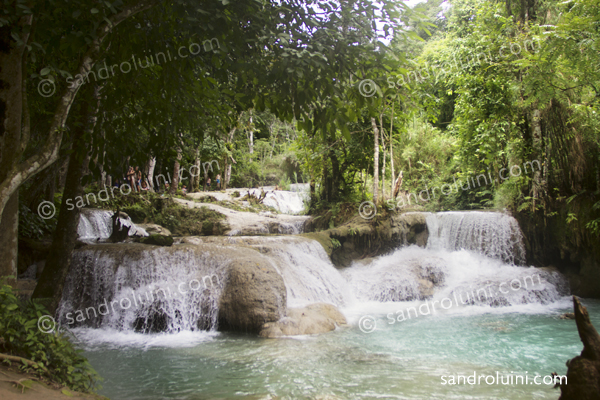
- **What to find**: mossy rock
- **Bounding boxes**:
[140,234,174,247]
[122,206,148,223]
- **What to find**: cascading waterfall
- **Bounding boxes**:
[58,244,229,333]
[425,211,525,264]
[78,208,148,240]
[245,189,308,215]
[58,237,352,333]
[61,210,568,337]
[262,190,308,215]
[234,236,352,307]
[343,211,568,309]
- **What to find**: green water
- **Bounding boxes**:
[78,299,597,400]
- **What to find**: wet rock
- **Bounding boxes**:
[139,234,174,247]
[259,303,347,338]
[560,312,575,320]
[218,259,286,333]
[137,223,171,236]
[323,212,429,267]
[559,296,600,400]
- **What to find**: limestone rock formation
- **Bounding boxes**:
[259,303,347,338]
[218,259,287,333]
[559,296,600,400]
[139,233,174,247]
[137,223,171,236]
[312,212,429,267]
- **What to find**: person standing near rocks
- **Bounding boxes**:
[126,166,136,189]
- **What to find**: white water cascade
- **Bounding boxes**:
[425,211,526,264]
[77,209,148,240]
[58,244,229,333]
[342,211,568,309]
[58,237,352,333]
[244,188,308,214]
[232,236,352,307]
[61,211,568,336]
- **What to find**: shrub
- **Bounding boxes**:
[0,282,102,393]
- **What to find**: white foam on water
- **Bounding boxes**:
[71,327,219,350]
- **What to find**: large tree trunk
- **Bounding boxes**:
[0,15,32,282]
[0,3,156,277]
[0,2,156,221]
[371,117,380,204]
[147,157,156,191]
[32,85,101,313]
[531,108,543,210]
[192,150,200,192]
[0,194,18,284]
[170,148,182,195]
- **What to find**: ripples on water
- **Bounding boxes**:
[79,299,597,400]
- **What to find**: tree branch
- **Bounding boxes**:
[0,0,158,217]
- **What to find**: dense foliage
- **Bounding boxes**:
[0,283,102,392]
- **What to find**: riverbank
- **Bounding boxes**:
[0,364,107,400]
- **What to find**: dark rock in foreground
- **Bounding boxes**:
[559,296,600,400]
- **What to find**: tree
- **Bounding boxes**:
[0,1,158,279]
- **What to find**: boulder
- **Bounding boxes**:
[259,303,347,338]
[323,212,429,267]
[137,223,171,236]
[559,296,600,400]
[218,259,287,333]
[139,234,174,247]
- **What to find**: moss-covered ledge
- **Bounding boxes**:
[302,211,429,268]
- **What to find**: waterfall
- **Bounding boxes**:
[245,189,308,215]
[343,211,568,308]
[426,211,526,265]
[262,191,308,215]
[232,236,352,307]
[61,210,567,335]
[58,237,352,333]
[342,246,568,307]
[78,209,148,240]
[58,244,229,333]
